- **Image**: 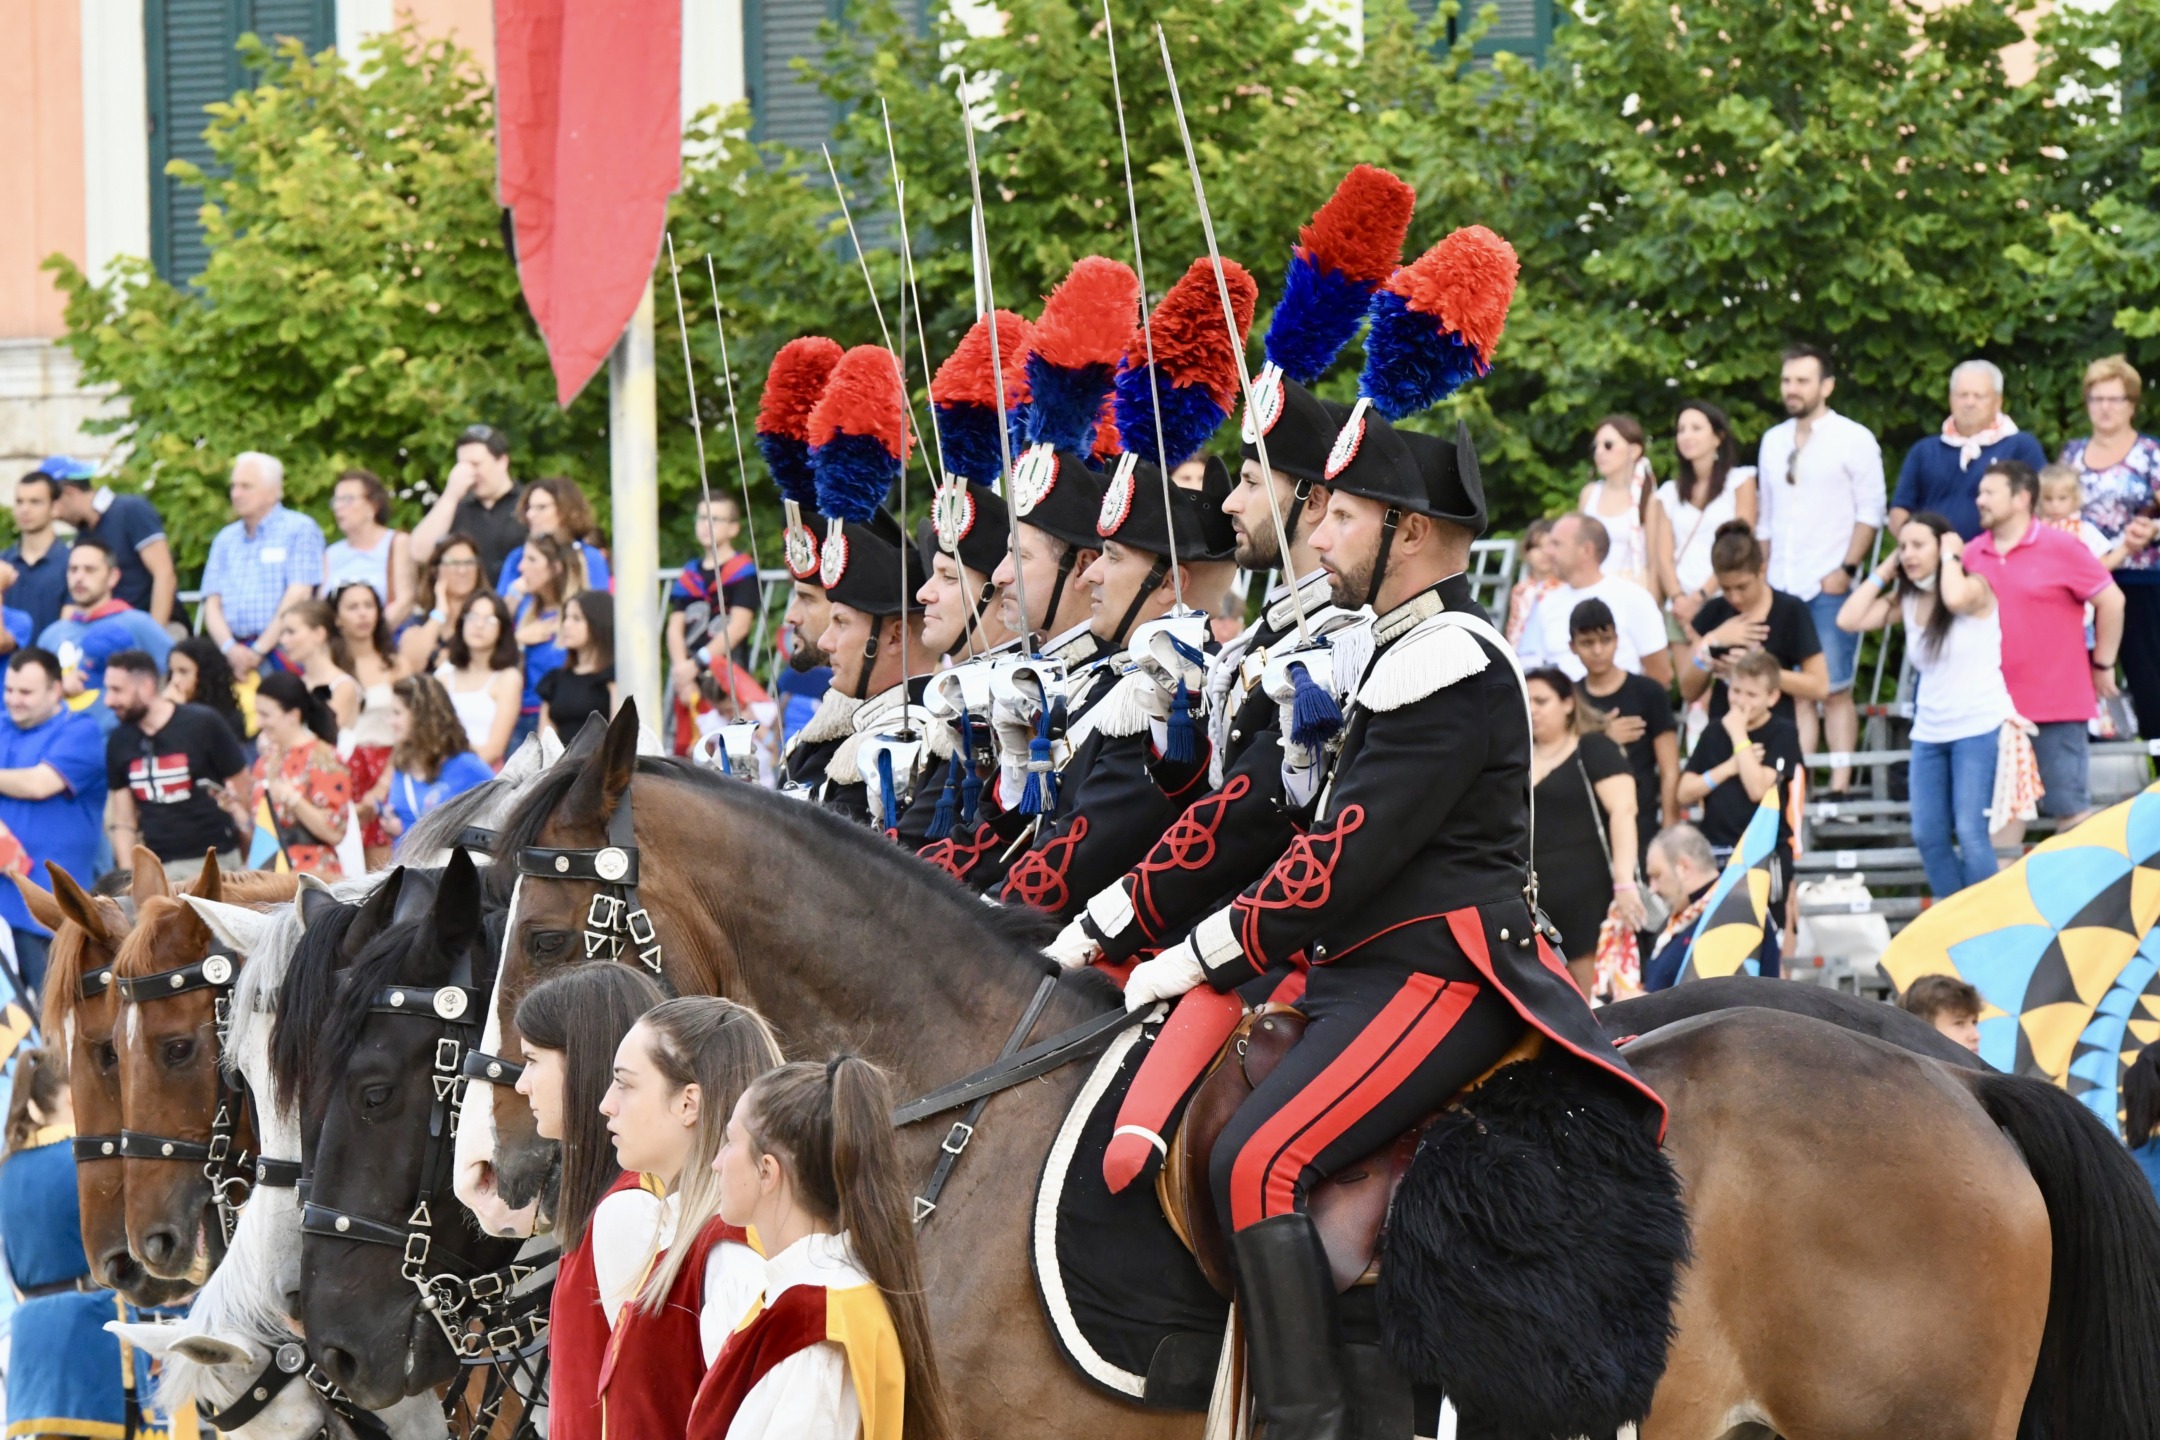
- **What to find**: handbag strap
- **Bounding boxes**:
[1575,749,1615,870]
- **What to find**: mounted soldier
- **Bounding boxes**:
[1116,227,1670,1440]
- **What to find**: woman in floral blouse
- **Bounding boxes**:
[2061,354,2160,739]
[245,671,354,877]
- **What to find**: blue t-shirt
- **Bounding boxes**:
[2,609,31,652]
[1892,431,2050,538]
[37,607,173,694]
[388,751,495,843]
[0,541,70,638]
[515,596,565,717]
[81,490,167,615]
[0,707,109,934]
[774,663,832,743]
[496,541,610,598]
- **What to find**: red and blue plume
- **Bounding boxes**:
[1263,164,1416,386]
[1114,256,1258,468]
[930,310,1032,484]
[808,345,913,524]
[756,337,845,507]
[1023,257,1140,455]
[1359,225,1519,421]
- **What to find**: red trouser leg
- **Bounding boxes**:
[1213,962,1524,1235]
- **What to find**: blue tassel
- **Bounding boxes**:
[926,751,961,840]
[877,748,900,832]
[1164,677,1196,764]
[956,713,983,824]
[1288,661,1343,751]
[1020,710,1057,815]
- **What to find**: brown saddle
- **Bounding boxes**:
[1158,1003,1542,1296]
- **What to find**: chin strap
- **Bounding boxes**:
[851,619,891,701]
[953,578,1002,657]
[1365,508,1403,611]
[1039,543,1082,645]
[1107,556,1173,651]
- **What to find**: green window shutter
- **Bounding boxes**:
[144,0,334,282]
[743,0,928,150]
[1398,0,1554,62]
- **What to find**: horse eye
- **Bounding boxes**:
[361,1084,393,1110]
[94,1042,119,1073]
[530,930,571,960]
[162,1038,195,1067]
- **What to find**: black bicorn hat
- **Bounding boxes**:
[1006,442,1107,552]
[1239,372,1350,491]
[1320,402,1488,536]
[916,477,1012,582]
[1094,452,1238,561]
[818,510,927,616]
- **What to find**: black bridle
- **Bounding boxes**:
[112,948,254,1241]
[196,1339,395,1440]
[514,783,666,984]
[299,959,549,1364]
[71,962,122,1167]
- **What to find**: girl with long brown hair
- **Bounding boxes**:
[499,476,611,599]
[692,1054,952,1440]
[510,963,669,1440]
[397,531,486,675]
[277,598,361,732]
[332,578,403,867]
[379,673,494,846]
[511,532,581,750]
[587,997,785,1437]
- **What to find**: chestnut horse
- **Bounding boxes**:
[450,706,2160,1440]
[111,853,295,1280]
[17,856,194,1306]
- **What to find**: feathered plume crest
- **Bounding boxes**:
[808,345,913,524]
[1091,393,1123,466]
[1264,164,1416,386]
[931,310,1033,485]
[1114,256,1258,469]
[756,336,845,507]
[1359,225,1519,422]
[1023,257,1140,455]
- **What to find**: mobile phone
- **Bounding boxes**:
[197,779,235,806]
[1707,644,1739,659]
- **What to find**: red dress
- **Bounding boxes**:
[595,1215,745,1438]
[547,1171,646,1440]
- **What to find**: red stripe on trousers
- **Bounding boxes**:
[1227,973,1478,1231]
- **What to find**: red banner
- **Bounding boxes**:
[495,0,682,406]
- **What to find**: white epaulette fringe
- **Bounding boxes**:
[1352,618,1490,713]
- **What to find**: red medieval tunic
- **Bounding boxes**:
[546,1171,648,1440]
[595,1214,756,1438]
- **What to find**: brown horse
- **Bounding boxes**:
[15,858,191,1306]
[466,707,2160,1440]
[111,853,295,1280]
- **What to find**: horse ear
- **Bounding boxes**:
[298,880,346,933]
[105,1320,183,1359]
[435,848,485,954]
[560,710,609,767]
[342,868,408,966]
[48,866,107,943]
[184,897,273,958]
[10,875,64,935]
[132,847,172,906]
[560,702,641,830]
[169,1332,259,1370]
[538,725,567,765]
[192,850,223,902]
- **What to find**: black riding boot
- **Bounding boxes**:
[1233,1213,1350,1440]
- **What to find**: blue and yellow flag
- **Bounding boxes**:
[1678,787,1781,983]
[1882,780,2160,1130]
[247,796,290,873]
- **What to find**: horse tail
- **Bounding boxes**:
[1965,1070,2160,1440]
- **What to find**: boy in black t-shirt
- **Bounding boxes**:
[1568,597,1677,854]
[1680,649,1802,851]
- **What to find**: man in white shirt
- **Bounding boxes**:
[1523,514,1672,683]
[1754,344,1885,792]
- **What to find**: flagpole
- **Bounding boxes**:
[610,278,663,728]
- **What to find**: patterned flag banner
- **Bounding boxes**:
[1882,780,2160,1130]
[248,796,290,874]
[1678,788,1781,983]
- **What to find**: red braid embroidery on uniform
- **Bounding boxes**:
[918,818,1000,881]
[685,1285,831,1440]
[1232,804,1367,968]
[1131,774,1253,940]
[1000,816,1090,913]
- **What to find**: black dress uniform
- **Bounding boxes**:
[997,456,1237,918]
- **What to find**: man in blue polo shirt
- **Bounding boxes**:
[1888,359,2050,539]
[198,452,325,674]
[2,469,71,638]
[0,647,107,995]
[48,459,178,628]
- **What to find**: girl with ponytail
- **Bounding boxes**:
[511,963,667,1440]
[589,995,785,1437]
[691,1054,953,1440]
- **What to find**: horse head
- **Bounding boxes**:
[295,852,523,1408]
[454,711,620,1226]
[112,854,296,1281]
[22,862,193,1306]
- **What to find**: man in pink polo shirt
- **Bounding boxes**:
[1963,459,2126,822]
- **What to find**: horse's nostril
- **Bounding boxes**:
[140,1229,177,1266]
[318,1346,358,1388]
[103,1252,140,1289]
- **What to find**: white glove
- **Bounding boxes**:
[1124,940,1206,1012]
[1046,919,1102,970]
[991,692,1040,765]
[1278,720,1323,809]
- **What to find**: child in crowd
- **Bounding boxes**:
[2037,463,2115,562]
[1678,649,1800,974]
[1570,597,1679,854]
[597,997,786,1434]
[694,1055,952,1440]
[1896,973,1984,1054]
[1505,517,1560,649]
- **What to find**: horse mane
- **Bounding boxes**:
[487,757,1111,1014]
[39,895,130,1039]
[402,768,526,861]
[269,901,363,1113]
[227,873,388,1082]
[214,872,302,906]
[298,907,458,1121]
